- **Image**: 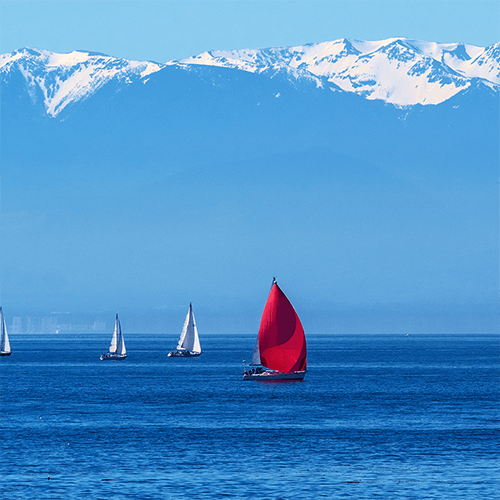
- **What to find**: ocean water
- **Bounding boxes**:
[1,333,498,500]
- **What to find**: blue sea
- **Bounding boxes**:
[1,333,498,499]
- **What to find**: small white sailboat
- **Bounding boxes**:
[168,303,202,357]
[100,314,127,361]
[0,307,12,356]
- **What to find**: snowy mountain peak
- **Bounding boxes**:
[0,47,164,116]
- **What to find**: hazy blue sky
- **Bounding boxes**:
[1,1,499,62]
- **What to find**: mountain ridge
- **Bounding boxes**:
[1,37,499,117]
[177,38,499,105]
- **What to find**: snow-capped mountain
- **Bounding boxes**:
[1,38,499,117]
[0,47,162,117]
[177,38,500,106]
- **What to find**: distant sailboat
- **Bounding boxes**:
[168,303,202,357]
[0,307,12,356]
[243,278,307,381]
[100,314,127,360]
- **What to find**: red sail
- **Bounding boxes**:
[258,283,307,373]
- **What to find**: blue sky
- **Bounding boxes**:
[1,1,499,62]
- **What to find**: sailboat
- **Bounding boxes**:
[0,307,12,357]
[100,314,127,360]
[168,303,202,357]
[243,278,307,381]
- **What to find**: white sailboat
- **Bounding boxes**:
[0,307,12,356]
[168,303,202,357]
[100,314,127,360]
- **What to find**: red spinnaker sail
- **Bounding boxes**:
[258,283,307,373]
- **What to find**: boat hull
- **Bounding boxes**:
[100,353,127,361]
[167,350,202,357]
[0,351,12,356]
[243,369,306,381]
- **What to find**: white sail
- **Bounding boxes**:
[191,317,201,354]
[109,315,118,353]
[176,303,201,354]
[0,308,11,354]
[115,318,126,355]
[250,337,261,366]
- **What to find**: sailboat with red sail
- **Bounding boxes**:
[243,278,307,381]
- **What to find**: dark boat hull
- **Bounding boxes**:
[0,351,12,356]
[100,353,127,361]
[243,369,306,381]
[167,351,202,357]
